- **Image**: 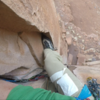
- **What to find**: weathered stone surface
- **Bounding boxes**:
[54,0,100,63]
[5,66,41,80]
[77,54,94,65]
[54,0,73,22]
[84,60,100,66]
[68,53,73,65]
[68,44,79,65]
[77,54,86,65]
[0,0,69,75]
[73,66,100,84]
[0,29,37,75]
[0,0,62,52]
[60,39,68,65]
[20,32,44,67]
[0,1,39,33]
[66,34,72,46]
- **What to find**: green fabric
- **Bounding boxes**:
[7,85,76,100]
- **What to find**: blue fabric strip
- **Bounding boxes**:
[78,85,92,99]
[75,97,83,100]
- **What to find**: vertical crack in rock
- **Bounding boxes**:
[19,33,43,68]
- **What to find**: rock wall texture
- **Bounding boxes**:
[0,0,62,51]
[0,29,39,75]
[73,65,100,84]
[20,32,44,67]
[0,0,100,86]
[54,0,100,84]
[54,0,100,62]
[0,0,68,75]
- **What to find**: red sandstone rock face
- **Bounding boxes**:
[1,0,100,85]
[0,0,62,52]
[0,29,38,75]
[54,0,100,84]
[0,0,68,76]
[20,32,44,67]
[60,39,68,65]
[73,66,100,84]
[54,0,100,62]
[66,34,72,46]
[54,0,73,22]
